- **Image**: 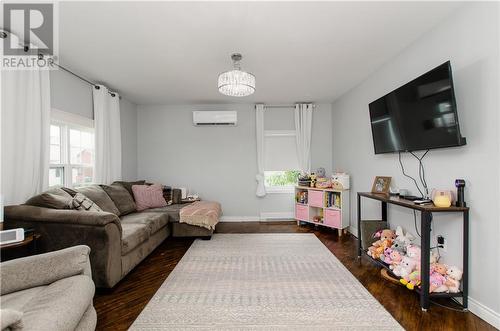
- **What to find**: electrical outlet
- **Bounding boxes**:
[436,235,447,252]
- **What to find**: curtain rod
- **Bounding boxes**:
[264,104,316,109]
[1,31,120,98]
[38,53,121,99]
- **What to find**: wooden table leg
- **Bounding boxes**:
[420,211,432,311]
[357,193,362,258]
[463,210,469,310]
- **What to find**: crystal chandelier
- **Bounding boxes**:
[218,53,255,97]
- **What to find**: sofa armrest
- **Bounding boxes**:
[4,206,123,288]
[5,205,121,230]
[1,245,92,295]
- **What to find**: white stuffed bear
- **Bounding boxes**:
[393,256,417,278]
[445,266,463,293]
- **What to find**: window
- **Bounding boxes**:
[264,130,300,193]
[264,170,301,188]
[49,110,95,188]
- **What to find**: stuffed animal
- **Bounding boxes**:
[393,256,417,278]
[406,244,421,262]
[315,178,332,189]
[370,239,392,260]
[368,229,396,258]
[395,226,414,247]
[315,167,326,178]
[388,250,403,270]
[391,263,405,277]
[380,247,393,264]
[367,229,396,258]
[310,174,317,187]
[444,266,463,293]
[400,270,421,290]
[430,250,440,264]
[429,263,448,293]
[403,245,439,269]
[391,237,408,255]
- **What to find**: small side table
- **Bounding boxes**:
[0,232,41,262]
[180,198,201,204]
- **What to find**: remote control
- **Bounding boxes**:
[414,199,432,205]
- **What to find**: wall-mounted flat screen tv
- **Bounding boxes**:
[369,61,466,154]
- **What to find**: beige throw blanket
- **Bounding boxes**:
[180,201,222,230]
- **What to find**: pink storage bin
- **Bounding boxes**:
[295,204,309,221]
[324,209,341,228]
[309,190,324,208]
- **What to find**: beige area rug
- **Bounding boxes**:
[130,234,402,330]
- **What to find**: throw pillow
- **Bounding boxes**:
[111,180,146,198]
[70,193,103,212]
[25,188,72,209]
[0,309,23,331]
[100,184,137,215]
[132,184,167,211]
[72,185,121,216]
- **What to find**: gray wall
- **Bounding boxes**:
[137,103,332,218]
[50,68,93,119]
[331,2,499,324]
[49,69,138,179]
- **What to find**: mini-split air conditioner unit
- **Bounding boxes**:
[192,111,237,126]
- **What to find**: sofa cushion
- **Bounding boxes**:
[75,306,96,331]
[20,275,95,331]
[25,188,73,209]
[100,184,136,215]
[121,223,150,255]
[72,185,120,216]
[0,286,45,312]
[144,204,186,223]
[132,184,167,211]
[120,212,168,235]
[112,180,146,199]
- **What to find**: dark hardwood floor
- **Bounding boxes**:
[94,222,495,331]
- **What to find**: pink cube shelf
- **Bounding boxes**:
[309,190,324,208]
[324,209,341,228]
[295,204,309,221]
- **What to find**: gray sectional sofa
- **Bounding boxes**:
[0,245,96,331]
[4,181,213,288]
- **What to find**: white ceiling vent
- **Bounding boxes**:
[193,111,237,126]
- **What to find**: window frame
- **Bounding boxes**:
[263,130,299,194]
[49,109,95,188]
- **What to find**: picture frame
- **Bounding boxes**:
[371,176,392,195]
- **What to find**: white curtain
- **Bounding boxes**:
[93,85,122,184]
[255,104,266,197]
[1,66,51,205]
[294,103,313,174]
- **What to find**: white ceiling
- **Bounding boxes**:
[54,1,463,105]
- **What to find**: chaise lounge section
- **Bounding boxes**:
[144,204,214,238]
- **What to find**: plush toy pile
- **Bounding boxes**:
[366,226,463,293]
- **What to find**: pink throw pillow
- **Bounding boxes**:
[131,184,167,211]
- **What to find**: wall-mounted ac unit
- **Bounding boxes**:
[192,111,237,126]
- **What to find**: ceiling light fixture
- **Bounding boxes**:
[218,53,255,97]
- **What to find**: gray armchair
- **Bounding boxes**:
[0,245,96,331]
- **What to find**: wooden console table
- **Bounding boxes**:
[357,192,469,311]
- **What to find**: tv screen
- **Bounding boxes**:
[369,61,466,154]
